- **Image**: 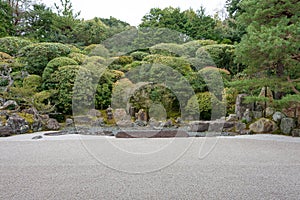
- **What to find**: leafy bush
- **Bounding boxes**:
[196,44,238,74]
[130,51,149,61]
[23,75,42,91]
[0,37,32,56]
[84,44,110,57]
[186,92,222,120]
[149,43,184,57]
[42,57,78,82]
[142,54,192,76]
[18,43,71,75]
[68,52,88,64]
[182,40,217,57]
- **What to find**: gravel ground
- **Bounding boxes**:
[0,133,299,199]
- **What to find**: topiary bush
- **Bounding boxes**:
[149,43,184,57]
[23,75,42,91]
[18,43,71,75]
[182,40,217,57]
[68,52,88,64]
[142,54,192,76]
[130,51,150,61]
[42,57,78,83]
[0,37,32,56]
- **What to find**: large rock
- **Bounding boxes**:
[280,118,295,135]
[65,118,74,127]
[6,115,29,134]
[242,109,252,123]
[116,120,133,128]
[252,111,263,119]
[188,121,209,132]
[113,109,130,121]
[32,120,43,132]
[46,118,60,130]
[235,94,252,119]
[272,112,285,123]
[291,129,300,137]
[136,109,147,122]
[116,130,189,138]
[265,107,275,117]
[226,114,237,122]
[235,122,247,134]
[249,118,278,133]
[74,115,93,125]
[258,87,273,108]
[0,126,13,137]
[87,109,102,118]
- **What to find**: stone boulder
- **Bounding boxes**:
[65,118,74,127]
[136,109,147,122]
[258,87,273,108]
[242,109,252,123]
[235,122,247,134]
[113,109,130,121]
[280,118,295,135]
[272,112,285,123]
[116,120,133,128]
[6,115,30,134]
[189,121,209,132]
[87,109,102,118]
[265,107,275,117]
[235,94,252,119]
[91,118,105,127]
[0,126,13,137]
[226,114,237,122]
[74,115,93,125]
[291,129,300,137]
[249,118,278,133]
[46,118,60,130]
[32,120,43,132]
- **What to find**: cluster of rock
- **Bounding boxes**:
[234,92,300,137]
[0,101,61,137]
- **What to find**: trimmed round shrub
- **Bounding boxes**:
[68,52,88,64]
[84,44,110,57]
[149,43,184,57]
[0,37,32,56]
[142,54,192,76]
[23,75,42,91]
[18,43,71,75]
[182,40,217,57]
[43,57,78,81]
[130,51,149,61]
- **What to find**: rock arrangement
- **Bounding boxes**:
[0,102,61,137]
[1,93,299,138]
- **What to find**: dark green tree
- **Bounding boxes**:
[235,0,300,92]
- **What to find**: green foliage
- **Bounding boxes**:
[235,0,300,82]
[130,51,150,61]
[23,75,42,91]
[196,44,239,74]
[73,18,109,46]
[0,1,13,37]
[143,54,192,76]
[68,52,87,64]
[0,37,32,56]
[42,57,78,82]
[186,92,222,120]
[49,65,80,114]
[182,40,217,57]
[18,42,71,75]
[85,44,110,57]
[150,43,184,56]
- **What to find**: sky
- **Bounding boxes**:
[44,0,226,26]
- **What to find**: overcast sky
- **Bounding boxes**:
[44,0,226,26]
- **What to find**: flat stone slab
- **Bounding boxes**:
[116,130,189,138]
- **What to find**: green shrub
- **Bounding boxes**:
[143,54,192,76]
[149,43,184,57]
[0,37,32,56]
[68,52,88,64]
[18,43,71,75]
[196,44,238,74]
[42,57,78,83]
[130,51,150,61]
[84,44,110,57]
[186,92,222,120]
[112,56,133,65]
[23,75,42,91]
[182,40,217,57]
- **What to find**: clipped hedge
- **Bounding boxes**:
[0,37,32,56]
[18,43,71,75]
